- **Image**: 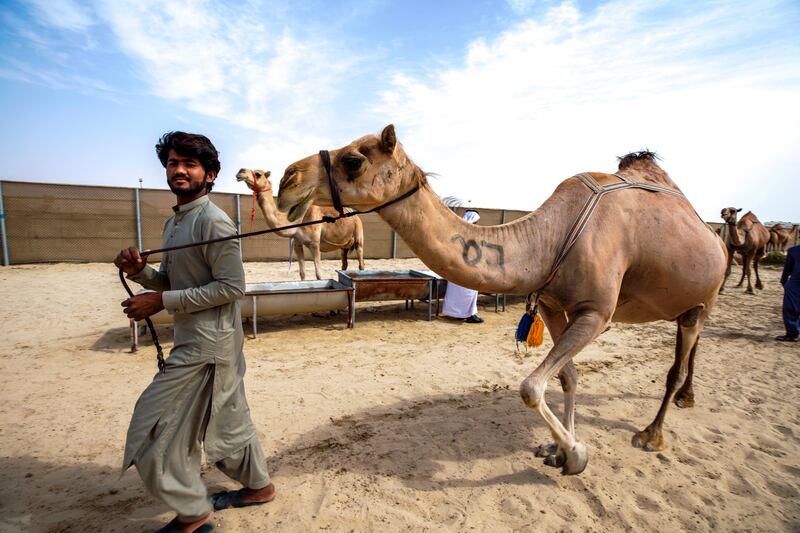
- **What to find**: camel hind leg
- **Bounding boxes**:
[753,248,765,290]
[719,246,735,293]
[340,247,349,271]
[295,240,307,280]
[520,309,609,475]
[633,305,706,451]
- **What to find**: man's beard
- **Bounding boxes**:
[168,175,207,196]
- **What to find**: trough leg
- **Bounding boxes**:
[252,295,257,339]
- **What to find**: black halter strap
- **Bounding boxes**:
[319,150,345,215]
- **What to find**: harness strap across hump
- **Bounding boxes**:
[538,172,689,292]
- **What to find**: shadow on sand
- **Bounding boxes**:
[1,388,649,531]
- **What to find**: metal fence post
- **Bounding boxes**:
[501,209,506,224]
[0,180,9,266]
[134,187,143,251]
[235,195,241,235]
[391,230,397,259]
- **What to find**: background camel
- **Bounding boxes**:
[277,125,727,475]
[768,225,782,252]
[237,168,365,279]
[719,208,770,293]
[769,224,796,253]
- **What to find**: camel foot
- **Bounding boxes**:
[755,281,763,290]
[632,427,666,451]
[674,390,695,409]
[735,282,743,288]
[544,447,567,468]
[746,288,754,295]
[534,442,557,458]
[561,442,588,475]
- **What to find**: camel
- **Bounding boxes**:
[276,125,727,475]
[719,208,770,294]
[236,168,365,280]
[769,224,796,253]
[768,225,782,252]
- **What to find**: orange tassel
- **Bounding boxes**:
[527,314,544,347]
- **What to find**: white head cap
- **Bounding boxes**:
[462,210,480,224]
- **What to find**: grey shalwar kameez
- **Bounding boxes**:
[123,195,270,520]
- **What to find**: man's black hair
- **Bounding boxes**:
[156,131,221,192]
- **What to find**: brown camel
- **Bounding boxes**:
[236,168,365,280]
[769,224,795,253]
[768,225,782,252]
[277,125,727,475]
[719,208,770,294]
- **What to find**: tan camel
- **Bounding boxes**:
[719,208,770,294]
[236,168,365,280]
[277,125,727,475]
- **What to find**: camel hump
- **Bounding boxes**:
[616,150,679,189]
[740,211,761,224]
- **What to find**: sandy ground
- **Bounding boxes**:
[0,258,798,532]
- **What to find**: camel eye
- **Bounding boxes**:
[342,154,365,176]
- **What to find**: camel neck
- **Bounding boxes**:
[256,191,296,238]
[376,180,560,294]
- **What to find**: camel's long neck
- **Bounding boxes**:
[377,183,560,294]
[726,222,744,248]
[256,192,296,238]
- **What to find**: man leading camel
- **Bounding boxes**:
[114,132,274,532]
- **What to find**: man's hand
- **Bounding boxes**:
[122,292,165,321]
[114,246,147,276]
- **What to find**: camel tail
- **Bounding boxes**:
[287,237,294,273]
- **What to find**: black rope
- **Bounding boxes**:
[122,184,421,372]
[120,269,166,373]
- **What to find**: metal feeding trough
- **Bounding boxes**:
[336,269,437,325]
[245,280,355,336]
[131,279,354,350]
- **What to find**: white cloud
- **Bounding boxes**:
[371,0,800,221]
[26,0,94,32]
[95,0,358,134]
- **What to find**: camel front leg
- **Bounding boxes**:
[735,256,748,288]
[531,303,575,465]
[743,254,756,293]
[520,310,608,475]
[357,243,365,270]
[633,306,705,451]
[294,240,307,280]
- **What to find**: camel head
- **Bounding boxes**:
[277,124,425,221]
[236,168,272,194]
[720,207,741,225]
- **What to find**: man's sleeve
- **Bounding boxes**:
[781,250,795,286]
[161,216,245,314]
[127,263,171,292]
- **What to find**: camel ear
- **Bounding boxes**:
[380,124,396,153]
[736,208,742,212]
[264,170,271,178]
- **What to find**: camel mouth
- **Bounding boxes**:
[287,195,313,222]
[235,171,250,182]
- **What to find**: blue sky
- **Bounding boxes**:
[1,0,798,221]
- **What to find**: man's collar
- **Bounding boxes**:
[172,194,209,213]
